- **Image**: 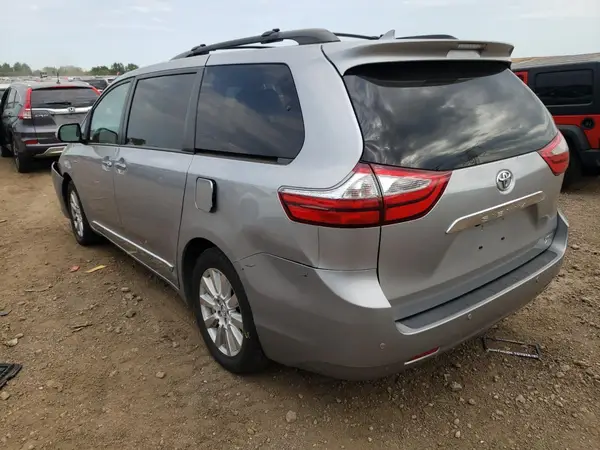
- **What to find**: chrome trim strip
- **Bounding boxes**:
[31,106,92,114]
[446,191,546,234]
[91,221,174,271]
[40,146,66,156]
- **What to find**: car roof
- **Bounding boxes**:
[512,52,600,70]
[119,28,513,81]
[11,80,93,90]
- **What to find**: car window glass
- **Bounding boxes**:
[31,88,98,108]
[89,82,131,145]
[125,73,195,150]
[195,64,305,160]
[344,61,556,171]
[534,70,593,106]
[7,89,17,107]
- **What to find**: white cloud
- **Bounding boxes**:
[96,22,173,32]
[516,0,600,19]
[128,0,172,13]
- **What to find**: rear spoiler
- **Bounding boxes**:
[321,39,514,75]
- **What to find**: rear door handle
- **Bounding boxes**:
[114,159,127,171]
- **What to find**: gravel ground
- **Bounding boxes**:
[0,160,599,450]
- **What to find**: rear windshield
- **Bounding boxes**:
[85,79,108,90]
[31,87,98,108]
[344,61,557,171]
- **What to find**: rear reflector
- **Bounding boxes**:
[371,165,451,224]
[538,133,569,176]
[23,139,38,145]
[405,347,440,365]
[278,163,451,227]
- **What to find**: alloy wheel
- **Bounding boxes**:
[199,268,244,357]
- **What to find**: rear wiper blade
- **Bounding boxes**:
[43,101,73,106]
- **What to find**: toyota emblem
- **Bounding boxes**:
[68,107,76,113]
[496,170,513,192]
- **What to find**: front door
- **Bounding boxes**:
[70,81,132,233]
[112,72,198,285]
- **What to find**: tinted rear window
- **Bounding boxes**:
[344,61,557,171]
[31,87,98,108]
[195,64,304,161]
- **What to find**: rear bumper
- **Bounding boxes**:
[24,143,66,158]
[238,211,568,380]
[51,162,69,218]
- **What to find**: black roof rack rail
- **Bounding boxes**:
[334,32,379,40]
[398,34,458,40]
[172,28,340,59]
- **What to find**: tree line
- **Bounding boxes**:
[0,62,139,77]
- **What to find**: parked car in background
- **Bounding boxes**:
[51,28,568,380]
[0,80,99,172]
[513,54,600,188]
[81,77,109,93]
[0,83,9,100]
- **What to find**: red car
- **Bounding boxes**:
[513,53,600,188]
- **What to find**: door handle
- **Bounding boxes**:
[114,159,127,171]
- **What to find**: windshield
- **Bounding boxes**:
[344,61,557,171]
[31,87,99,108]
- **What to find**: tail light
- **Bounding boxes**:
[17,88,32,120]
[91,87,101,95]
[538,133,569,176]
[278,163,451,228]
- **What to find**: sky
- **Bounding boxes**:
[2,0,599,69]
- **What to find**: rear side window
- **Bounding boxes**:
[31,87,98,108]
[534,69,593,106]
[344,61,557,171]
[195,64,304,160]
[125,73,195,150]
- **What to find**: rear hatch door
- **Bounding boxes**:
[31,87,98,145]
[341,57,562,319]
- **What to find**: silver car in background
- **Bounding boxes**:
[51,28,568,379]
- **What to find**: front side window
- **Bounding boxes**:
[125,73,195,150]
[195,64,305,160]
[89,81,131,145]
[534,69,594,106]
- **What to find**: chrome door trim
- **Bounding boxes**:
[446,191,546,234]
[91,221,174,271]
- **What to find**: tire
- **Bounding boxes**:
[67,182,100,246]
[12,136,33,173]
[191,248,268,374]
[562,147,583,191]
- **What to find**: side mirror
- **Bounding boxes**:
[57,123,82,143]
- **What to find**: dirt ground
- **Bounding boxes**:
[0,159,599,450]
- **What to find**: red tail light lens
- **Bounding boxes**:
[538,133,569,176]
[371,165,451,224]
[17,88,32,120]
[278,164,382,227]
[279,164,451,227]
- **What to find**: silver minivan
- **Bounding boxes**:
[51,29,569,379]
